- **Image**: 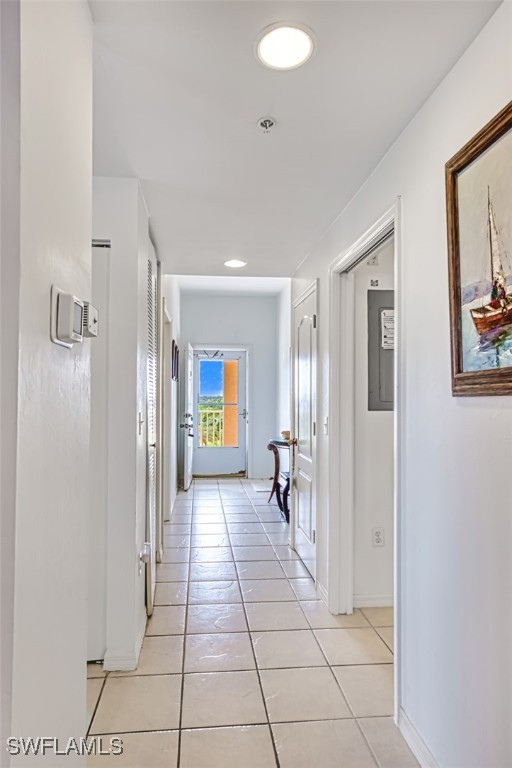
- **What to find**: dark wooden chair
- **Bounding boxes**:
[267,439,291,523]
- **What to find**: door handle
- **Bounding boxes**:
[179,423,192,429]
[139,541,151,575]
[139,542,151,564]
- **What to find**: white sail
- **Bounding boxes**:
[489,195,506,285]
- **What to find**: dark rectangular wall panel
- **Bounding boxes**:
[368,290,394,411]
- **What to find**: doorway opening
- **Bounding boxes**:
[183,346,250,480]
[161,299,177,525]
[351,235,394,602]
[328,202,402,718]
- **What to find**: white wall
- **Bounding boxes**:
[10,0,92,754]
[161,275,181,510]
[91,178,148,670]
[180,292,278,478]
[0,0,19,748]
[353,241,394,605]
[277,283,291,433]
[292,5,511,766]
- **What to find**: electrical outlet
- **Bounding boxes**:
[372,527,385,547]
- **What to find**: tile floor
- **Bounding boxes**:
[87,479,418,767]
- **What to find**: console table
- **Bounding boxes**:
[267,439,292,523]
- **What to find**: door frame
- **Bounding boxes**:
[183,342,194,491]
[155,264,164,563]
[290,280,318,559]
[328,199,403,721]
[161,298,173,528]
[190,343,251,478]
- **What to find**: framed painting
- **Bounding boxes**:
[446,101,512,395]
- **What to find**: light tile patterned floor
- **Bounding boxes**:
[87,479,417,767]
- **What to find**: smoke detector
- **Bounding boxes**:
[258,117,276,134]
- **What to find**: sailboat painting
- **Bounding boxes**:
[460,180,512,371]
[467,190,512,335]
[446,101,512,395]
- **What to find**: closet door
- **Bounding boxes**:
[146,255,158,615]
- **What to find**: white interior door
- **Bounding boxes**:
[193,351,247,477]
[146,256,157,615]
[182,343,194,491]
[293,287,317,578]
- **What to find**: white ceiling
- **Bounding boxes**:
[91,0,499,277]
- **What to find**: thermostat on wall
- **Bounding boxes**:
[50,285,84,348]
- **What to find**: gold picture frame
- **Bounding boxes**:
[446,101,512,395]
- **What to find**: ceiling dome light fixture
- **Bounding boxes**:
[224,259,247,269]
[256,23,315,71]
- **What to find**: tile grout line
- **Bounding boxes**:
[86,671,109,739]
[354,716,381,767]
[221,485,282,768]
[173,482,194,768]
[87,712,395,738]
[106,658,394,680]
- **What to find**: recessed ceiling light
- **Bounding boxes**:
[224,259,247,269]
[256,23,315,71]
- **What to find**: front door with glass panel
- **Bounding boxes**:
[193,351,247,476]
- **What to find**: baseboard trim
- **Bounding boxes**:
[193,472,246,478]
[103,651,138,672]
[103,614,146,672]
[353,594,393,608]
[399,708,439,768]
[317,581,329,604]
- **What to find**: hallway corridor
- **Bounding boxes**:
[86,479,417,767]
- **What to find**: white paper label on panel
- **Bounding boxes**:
[381,309,395,350]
